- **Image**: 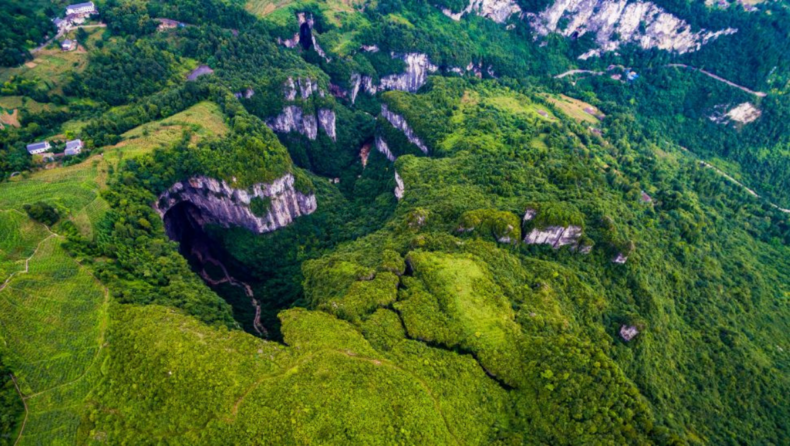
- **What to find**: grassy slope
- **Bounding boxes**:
[105,101,229,161]
[0,100,228,444]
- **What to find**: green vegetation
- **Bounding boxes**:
[0,0,788,443]
[22,201,59,226]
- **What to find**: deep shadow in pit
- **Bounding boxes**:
[163,201,286,340]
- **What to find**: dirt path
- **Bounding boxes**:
[193,249,267,337]
[665,64,767,97]
[0,233,57,293]
[679,146,790,213]
[11,374,28,446]
[31,23,106,54]
[554,69,604,79]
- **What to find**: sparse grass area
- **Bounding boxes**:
[542,94,602,124]
[105,101,228,161]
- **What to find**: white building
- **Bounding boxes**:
[26,141,52,155]
[65,139,84,156]
[66,2,96,16]
[61,39,76,51]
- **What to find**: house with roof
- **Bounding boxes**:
[27,141,52,155]
[65,139,84,156]
[53,17,68,31]
[61,39,76,51]
[66,2,97,16]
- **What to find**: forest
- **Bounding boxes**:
[0,0,789,444]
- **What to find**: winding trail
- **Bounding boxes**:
[665,64,767,97]
[193,249,267,337]
[554,69,604,79]
[11,374,28,446]
[0,233,57,293]
[31,23,107,54]
[678,146,790,213]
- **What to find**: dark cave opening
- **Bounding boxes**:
[299,22,313,50]
[163,201,274,338]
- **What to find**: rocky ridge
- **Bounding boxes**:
[156,174,317,234]
[267,78,337,141]
[350,53,439,102]
[381,104,429,154]
[440,0,522,23]
[527,0,736,55]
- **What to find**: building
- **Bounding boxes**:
[53,17,68,31]
[65,2,96,16]
[65,139,84,156]
[61,39,76,51]
[26,141,52,155]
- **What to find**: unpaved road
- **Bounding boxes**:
[665,64,767,97]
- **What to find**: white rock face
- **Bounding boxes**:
[394,171,405,200]
[268,106,336,141]
[441,0,522,23]
[381,53,439,93]
[523,208,537,221]
[375,135,396,162]
[268,106,318,140]
[285,77,321,100]
[269,78,336,141]
[524,225,583,249]
[318,108,336,141]
[529,0,736,55]
[349,53,438,103]
[381,104,429,154]
[612,252,629,264]
[156,174,317,234]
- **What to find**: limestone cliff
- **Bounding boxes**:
[268,78,337,141]
[522,207,586,250]
[350,53,439,102]
[528,0,736,55]
[381,104,429,154]
[524,225,583,248]
[156,174,317,234]
[375,135,396,162]
[441,0,522,23]
[394,171,405,200]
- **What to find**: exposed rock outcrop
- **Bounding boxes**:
[620,325,639,341]
[524,225,583,249]
[394,171,405,200]
[441,0,521,24]
[612,252,629,264]
[712,102,761,125]
[268,106,336,141]
[381,104,429,154]
[375,135,396,162]
[156,174,317,234]
[268,106,318,140]
[317,108,336,141]
[528,0,736,55]
[285,77,323,100]
[268,78,336,141]
[349,53,438,102]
